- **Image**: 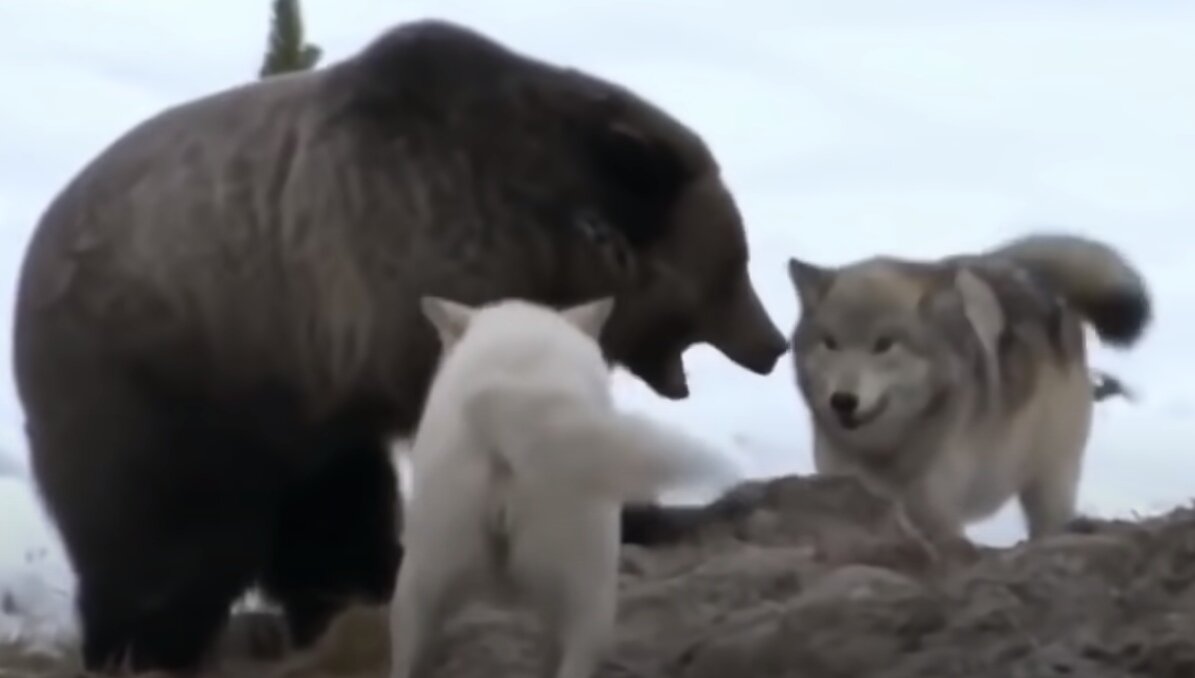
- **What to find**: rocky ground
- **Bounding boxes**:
[5,472,1195,678]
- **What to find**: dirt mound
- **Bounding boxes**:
[7,473,1195,677]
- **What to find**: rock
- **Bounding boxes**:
[8,472,1195,678]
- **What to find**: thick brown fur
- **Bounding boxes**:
[12,19,787,675]
[787,232,1151,550]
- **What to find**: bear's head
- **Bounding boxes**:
[341,20,790,400]
[557,77,790,399]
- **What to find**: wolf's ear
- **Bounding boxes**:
[562,297,616,339]
[786,257,832,311]
[953,269,1005,357]
[420,296,475,346]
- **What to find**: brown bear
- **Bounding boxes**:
[12,18,788,674]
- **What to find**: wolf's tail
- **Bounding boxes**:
[464,378,741,503]
[988,232,1152,347]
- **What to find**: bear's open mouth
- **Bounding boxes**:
[631,350,689,400]
[650,352,689,399]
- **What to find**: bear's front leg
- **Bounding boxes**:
[259,438,403,648]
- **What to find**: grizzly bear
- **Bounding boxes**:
[12,18,788,674]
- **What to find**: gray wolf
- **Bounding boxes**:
[11,18,786,674]
[786,232,1151,546]
[389,296,741,678]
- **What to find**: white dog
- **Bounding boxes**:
[388,296,741,678]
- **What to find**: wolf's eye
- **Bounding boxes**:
[872,336,895,353]
[821,335,839,350]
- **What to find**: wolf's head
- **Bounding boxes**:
[786,255,1004,454]
[419,295,616,373]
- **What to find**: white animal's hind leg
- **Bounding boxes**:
[549,584,616,678]
[388,566,423,678]
[388,520,485,678]
[388,560,464,678]
[512,512,619,678]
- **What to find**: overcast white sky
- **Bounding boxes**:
[1,1,1194,630]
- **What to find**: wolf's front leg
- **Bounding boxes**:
[896,486,979,566]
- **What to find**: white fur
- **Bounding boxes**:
[388,297,739,678]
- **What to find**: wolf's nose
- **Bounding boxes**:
[829,392,858,415]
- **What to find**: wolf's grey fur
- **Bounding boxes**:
[787,232,1151,543]
[389,297,738,678]
[1091,369,1135,402]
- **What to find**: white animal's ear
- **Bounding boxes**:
[954,269,1004,356]
[420,296,475,346]
[562,297,615,339]
[786,257,832,310]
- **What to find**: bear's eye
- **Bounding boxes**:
[576,211,611,245]
[821,334,839,351]
[575,211,633,272]
[872,336,895,354]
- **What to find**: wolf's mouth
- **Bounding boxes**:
[836,396,888,430]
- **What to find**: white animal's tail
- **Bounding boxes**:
[464,378,740,503]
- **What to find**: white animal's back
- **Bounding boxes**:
[391,297,738,678]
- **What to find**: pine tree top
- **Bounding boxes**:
[259,0,323,79]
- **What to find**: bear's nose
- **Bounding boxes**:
[829,391,858,416]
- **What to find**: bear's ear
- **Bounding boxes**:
[589,121,692,200]
[561,296,615,339]
[421,296,475,346]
